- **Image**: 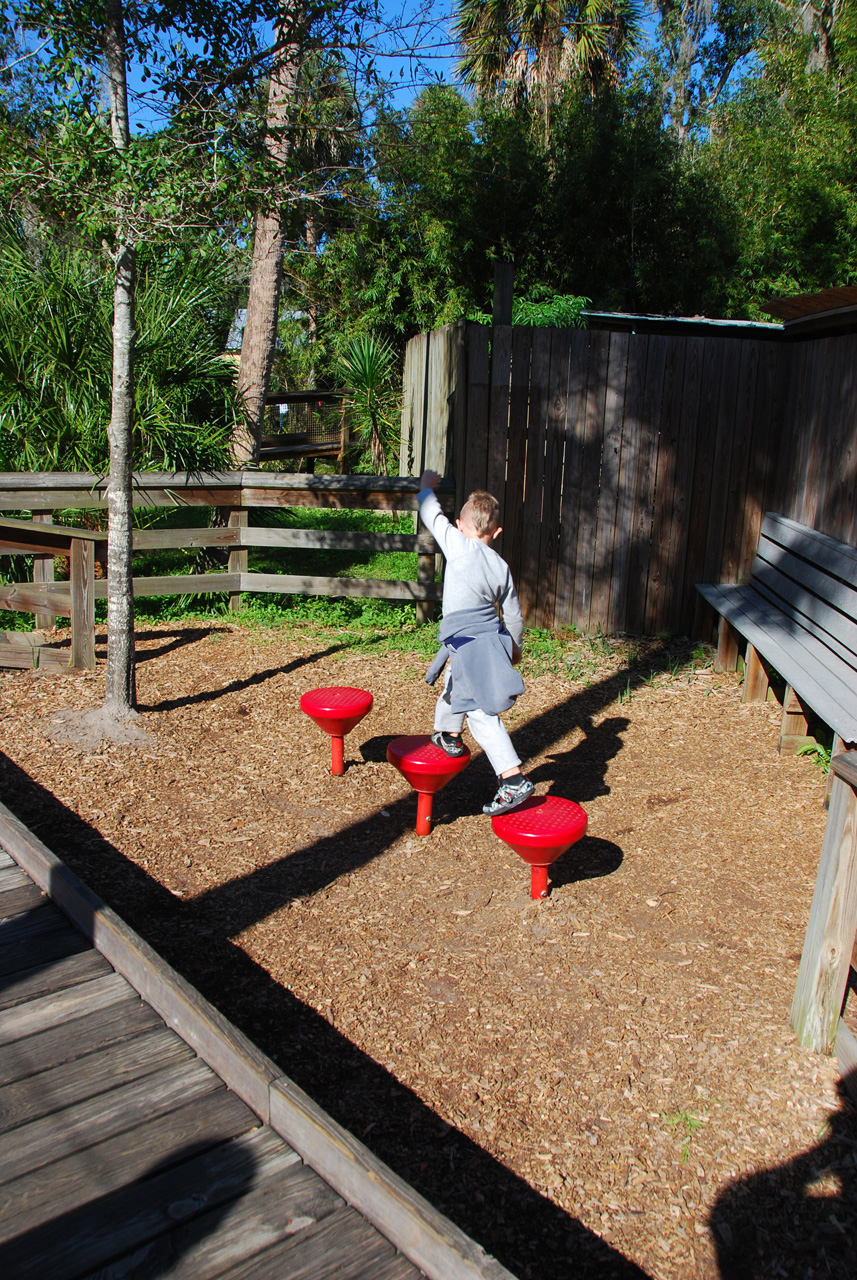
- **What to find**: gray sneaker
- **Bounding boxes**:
[483,775,534,816]
[431,731,467,757]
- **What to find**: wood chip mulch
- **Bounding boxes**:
[1,621,855,1280]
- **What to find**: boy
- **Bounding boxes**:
[417,469,533,816]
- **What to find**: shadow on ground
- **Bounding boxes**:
[709,1074,857,1280]
[0,641,700,1278]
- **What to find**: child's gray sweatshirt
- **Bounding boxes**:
[417,488,524,648]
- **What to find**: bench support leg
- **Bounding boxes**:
[791,761,857,1054]
[741,644,769,703]
[779,684,814,755]
[714,615,740,673]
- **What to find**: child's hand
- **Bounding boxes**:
[512,644,523,665]
[419,469,441,491]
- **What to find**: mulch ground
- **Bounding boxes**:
[1,620,855,1280]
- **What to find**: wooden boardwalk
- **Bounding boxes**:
[0,810,514,1280]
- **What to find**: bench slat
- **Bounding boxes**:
[754,532,857,623]
[750,558,857,669]
[697,582,857,743]
[762,513,857,585]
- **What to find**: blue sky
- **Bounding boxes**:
[124,0,460,131]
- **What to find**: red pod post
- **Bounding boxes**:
[300,686,373,776]
[492,795,588,899]
[387,735,471,835]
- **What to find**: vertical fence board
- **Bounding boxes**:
[571,332,610,632]
[537,331,572,630]
[797,336,834,530]
[501,328,534,592]
[701,340,742,587]
[718,340,761,584]
[518,330,552,622]
[607,334,649,634]
[589,331,630,631]
[463,326,491,498]
[554,331,592,628]
[626,335,667,635]
[425,327,453,476]
[400,337,415,475]
[684,339,726,634]
[819,334,857,542]
[645,338,686,635]
[486,325,513,515]
[735,340,782,583]
[773,340,814,523]
[452,321,469,515]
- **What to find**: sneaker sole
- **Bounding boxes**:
[431,734,467,757]
[483,788,534,816]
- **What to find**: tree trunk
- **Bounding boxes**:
[235,31,302,464]
[103,0,137,716]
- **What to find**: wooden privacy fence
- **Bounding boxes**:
[0,472,450,667]
[401,320,857,636]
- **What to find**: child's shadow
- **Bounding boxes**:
[526,715,629,803]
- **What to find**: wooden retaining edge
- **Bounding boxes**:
[0,799,516,1280]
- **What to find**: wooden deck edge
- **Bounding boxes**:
[269,1078,515,1280]
[0,799,518,1280]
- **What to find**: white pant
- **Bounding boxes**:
[434,679,521,776]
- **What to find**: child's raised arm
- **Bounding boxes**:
[419,469,441,491]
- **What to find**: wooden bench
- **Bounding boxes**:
[696,513,857,755]
[0,516,105,670]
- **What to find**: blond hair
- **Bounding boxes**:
[463,490,500,535]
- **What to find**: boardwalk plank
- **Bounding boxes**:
[0,1090,259,1251]
[0,882,46,919]
[0,1125,299,1278]
[0,999,163,1087]
[0,1057,219,1184]
[0,949,109,1012]
[219,1205,413,1280]
[0,971,133,1047]
[0,904,79,972]
[0,866,29,892]
[0,1025,192,1133]
[86,1161,343,1280]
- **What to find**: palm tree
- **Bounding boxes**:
[455,0,643,141]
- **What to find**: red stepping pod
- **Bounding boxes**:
[300,686,373,776]
[387,735,471,835]
[492,795,587,899]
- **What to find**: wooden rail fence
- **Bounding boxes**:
[401,321,857,637]
[0,472,453,668]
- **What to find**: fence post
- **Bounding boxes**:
[228,508,248,613]
[790,751,857,1053]
[416,546,436,626]
[69,536,95,670]
[32,510,55,632]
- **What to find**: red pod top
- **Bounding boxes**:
[387,734,471,792]
[300,686,373,737]
[492,795,587,864]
